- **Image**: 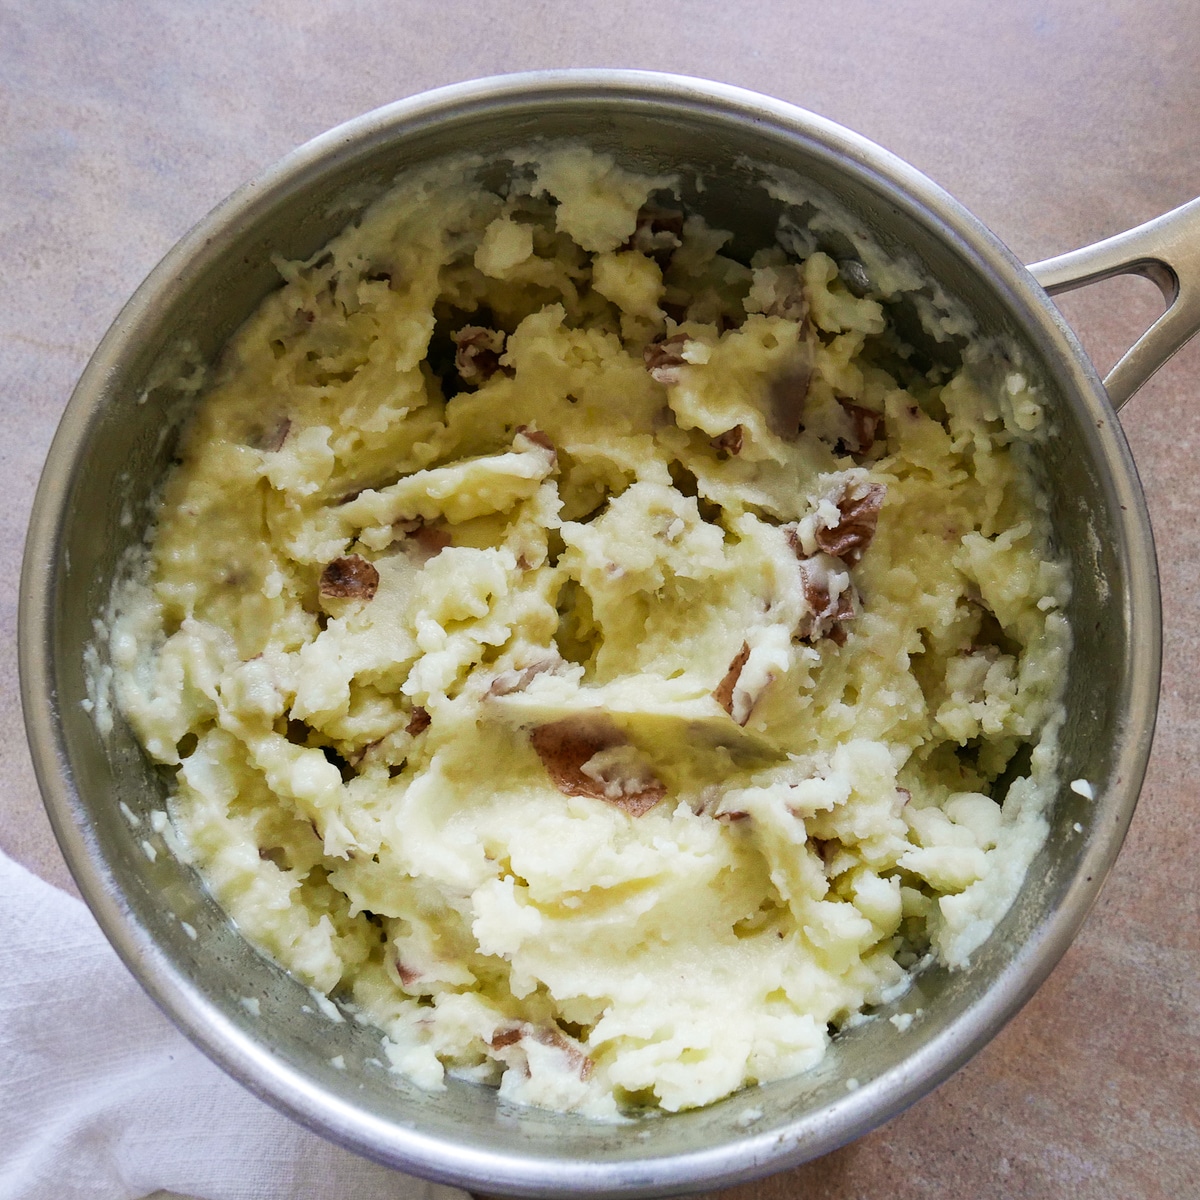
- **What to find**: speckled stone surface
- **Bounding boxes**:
[3,2,1198,1196]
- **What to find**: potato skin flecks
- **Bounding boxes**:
[319,554,379,600]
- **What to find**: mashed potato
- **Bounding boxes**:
[107,145,1070,1118]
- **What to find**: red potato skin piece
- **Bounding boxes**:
[489,660,557,697]
[767,356,814,440]
[406,706,431,737]
[452,325,508,385]
[489,1023,594,1080]
[411,525,452,555]
[520,428,555,453]
[712,642,751,720]
[393,959,421,987]
[643,334,690,384]
[319,554,380,600]
[838,400,882,454]
[255,416,291,453]
[827,595,853,646]
[534,1026,595,1081]
[797,563,856,647]
[710,425,744,456]
[761,267,809,323]
[786,478,887,644]
[514,425,558,464]
[529,717,665,817]
[391,517,452,557]
[814,483,886,566]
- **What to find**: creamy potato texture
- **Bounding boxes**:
[109,146,1070,1117]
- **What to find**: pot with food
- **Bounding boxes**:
[22,72,1192,1196]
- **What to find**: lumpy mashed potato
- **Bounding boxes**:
[108,145,1069,1117]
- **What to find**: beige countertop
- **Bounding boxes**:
[3,2,1198,1196]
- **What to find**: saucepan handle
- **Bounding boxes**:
[1028,197,1200,410]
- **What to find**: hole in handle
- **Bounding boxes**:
[1048,274,1168,381]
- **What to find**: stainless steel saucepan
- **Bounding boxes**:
[19,71,1200,1198]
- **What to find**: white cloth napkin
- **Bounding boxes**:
[0,849,470,1200]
